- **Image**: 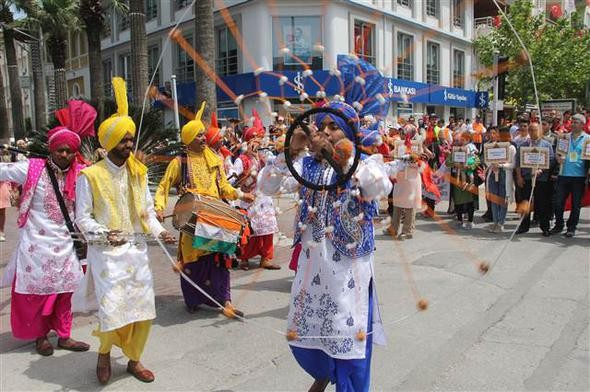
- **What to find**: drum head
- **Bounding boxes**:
[172,192,197,230]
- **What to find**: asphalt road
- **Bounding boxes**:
[0,194,588,391]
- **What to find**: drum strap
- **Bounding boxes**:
[180,153,192,190]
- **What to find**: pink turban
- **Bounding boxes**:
[47,100,97,201]
[47,126,81,152]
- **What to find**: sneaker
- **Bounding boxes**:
[493,224,504,233]
[462,222,473,230]
[0,233,5,242]
[549,225,564,235]
[486,223,497,233]
[564,230,575,238]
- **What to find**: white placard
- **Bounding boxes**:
[453,151,467,164]
[556,136,569,156]
[520,146,550,169]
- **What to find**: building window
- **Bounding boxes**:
[102,7,112,38]
[148,45,160,87]
[272,16,323,71]
[118,53,131,93]
[119,12,129,32]
[396,32,413,81]
[397,0,412,8]
[146,0,158,21]
[426,0,438,17]
[452,0,463,27]
[103,59,113,96]
[176,34,194,82]
[215,26,238,76]
[354,20,375,65]
[426,42,439,85]
[453,49,465,88]
[176,0,190,10]
[79,34,87,56]
[69,33,78,59]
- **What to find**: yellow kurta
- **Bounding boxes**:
[154,148,238,263]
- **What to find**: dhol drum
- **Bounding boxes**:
[172,193,249,254]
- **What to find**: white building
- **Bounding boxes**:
[67,0,485,126]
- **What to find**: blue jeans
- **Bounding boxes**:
[487,170,507,225]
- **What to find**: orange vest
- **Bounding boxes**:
[472,122,484,143]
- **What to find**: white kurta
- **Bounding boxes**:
[75,158,165,332]
[260,154,395,360]
[230,154,278,236]
[0,160,83,294]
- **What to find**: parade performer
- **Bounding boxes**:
[259,101,396,392]
[0,100,95,356]
[228,109,281,270]
[75,78,175,384]
[154,101,254,315]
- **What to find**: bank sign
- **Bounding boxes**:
[429,86,477,108]
[386,78,430,104]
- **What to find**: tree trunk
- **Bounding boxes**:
[3,28,25,140]
[30,35,47,131]
[130,0,148,107]
[20,0,46,131]
[53,68,67,110]
[86,25,105,120]
[0,61,10,141]
[194,0,216,121]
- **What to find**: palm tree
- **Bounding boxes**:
[79,0,105,120]
[129,0,147,107]
[0,53,10,141]
[194,0,216,121]
[0,0,25,139]
[16,0,47,131]
[37,0,79,110]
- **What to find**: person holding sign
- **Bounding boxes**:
[514,123,555,235]
[446,133,479,230]
[485,128,517,233]
[551,114,590,238]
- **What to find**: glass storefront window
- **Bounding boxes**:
[273,16,323,71]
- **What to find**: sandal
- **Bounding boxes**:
[260,259,281,270]
[127,361,155,383]
[35,336,54,356]
[58,337,90,352]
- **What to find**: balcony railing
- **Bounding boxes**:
[474,16,494,38]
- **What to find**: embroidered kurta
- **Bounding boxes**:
[259,154,394,360]
[229,153,278,236]
[154,149,238,263]
[0,160,82,294]
[76,157,165,332]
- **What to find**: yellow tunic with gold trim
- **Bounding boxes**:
[154,148,238,263]
[75,158,165,332]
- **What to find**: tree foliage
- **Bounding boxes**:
[473,0,590,109]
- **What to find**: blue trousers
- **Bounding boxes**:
[291,281,374,392]
[487,171,508,225]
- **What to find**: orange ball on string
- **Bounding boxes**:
[479,262,490,275]
[356,330,367,341]
[286,330,298,341]
[417,298,429,311]
[222,307,236,319]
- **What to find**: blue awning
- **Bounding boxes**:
[154,60,486,110]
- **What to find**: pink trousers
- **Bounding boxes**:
[11,282,73,340]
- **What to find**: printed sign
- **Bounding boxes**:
[582,138,590,160]
[484,142,511,164]
[452,146,467,165]
[556,134,570,156]
[520,146,550,169]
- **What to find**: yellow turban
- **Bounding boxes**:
[98,77,136,151]
[99,77,146,176]
[181,101,206,145]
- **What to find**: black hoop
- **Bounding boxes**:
[284,106,362,191]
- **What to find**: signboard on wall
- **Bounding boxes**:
[540,99,576,117]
